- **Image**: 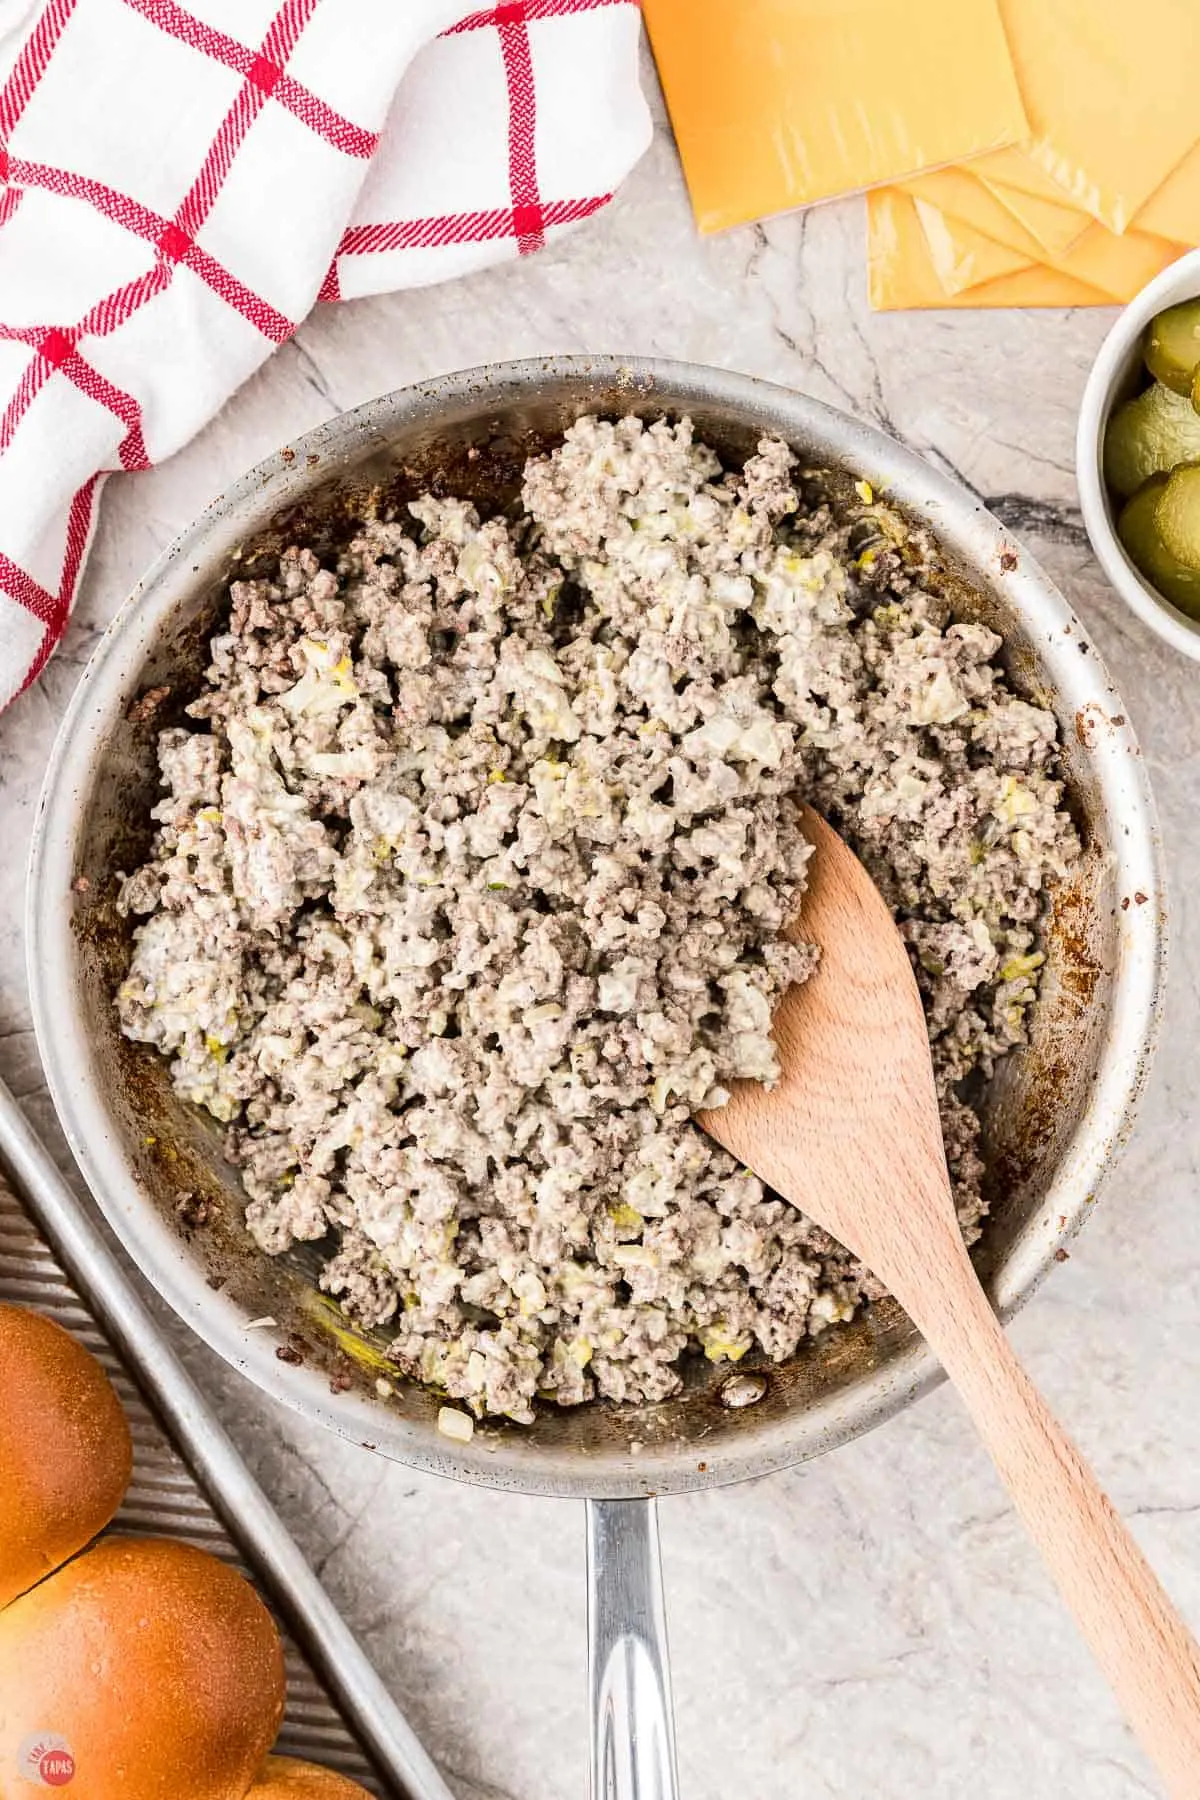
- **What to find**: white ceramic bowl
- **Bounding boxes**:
[1077,247,1200,661]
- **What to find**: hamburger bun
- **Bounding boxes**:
[248,1756,376,1798]
[0,1302,132,1607]
[0,1535,286,1800]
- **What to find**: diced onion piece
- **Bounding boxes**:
[437,1405,475,1443]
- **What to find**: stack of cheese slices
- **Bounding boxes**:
[645,0,1200,309]
[0,1301,375,1799]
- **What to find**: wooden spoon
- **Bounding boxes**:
[699,804,1200,1797]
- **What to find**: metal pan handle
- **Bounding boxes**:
[586,1496,680,1800]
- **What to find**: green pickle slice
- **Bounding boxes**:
[1104,381,1200,498]
[1155,464,1200,568]
[1118,474,1200,619]
[1144,300,1200,395]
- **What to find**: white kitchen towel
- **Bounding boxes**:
[0,0,650,705]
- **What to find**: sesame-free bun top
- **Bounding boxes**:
[0,1302,133,1608]
[0,1535,286,1800]
[248,1757,376,1798]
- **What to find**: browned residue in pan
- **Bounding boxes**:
[982,867,1105,1251]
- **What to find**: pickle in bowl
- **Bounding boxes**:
[1101,292,1200,624]
[1155,464,1200,572]
[1104,381,1200,499]
[1144,298,1200,397]
[1117,475,1200,620]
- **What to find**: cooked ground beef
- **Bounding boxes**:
[116,416,1079,1421]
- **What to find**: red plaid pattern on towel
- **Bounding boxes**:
[0,0,649,704]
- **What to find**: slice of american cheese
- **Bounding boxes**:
[643,0,1028,234]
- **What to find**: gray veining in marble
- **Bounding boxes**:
[3,62,1199,1800]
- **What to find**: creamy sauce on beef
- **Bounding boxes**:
[117,418,1078,1421]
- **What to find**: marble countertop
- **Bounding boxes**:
[3,71,1199,1800]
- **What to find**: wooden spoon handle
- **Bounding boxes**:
[923,1281,1200,1797]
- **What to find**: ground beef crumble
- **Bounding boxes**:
[116,416,1079,1421]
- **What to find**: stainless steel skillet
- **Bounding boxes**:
[27,358,1164,1798]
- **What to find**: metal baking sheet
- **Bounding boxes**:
[0,1074,455,1800]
